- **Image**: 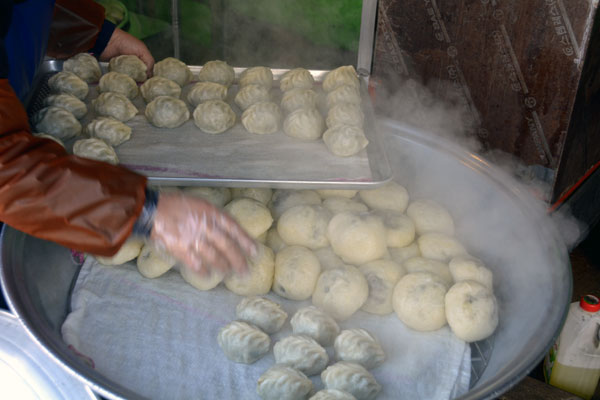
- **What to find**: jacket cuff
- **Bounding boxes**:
[132,187,159,237]
[90,20,116,58]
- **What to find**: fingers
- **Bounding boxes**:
[215,212,258,258]
[151,193,257,277]
[99,28,155,75]
[136,48,155,77]
[184,208,252,274]
[203,221,250,274]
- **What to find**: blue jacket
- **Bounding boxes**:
[1,0,114,101]
[3,0,55,101]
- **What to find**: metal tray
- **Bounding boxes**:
[27,60,392,189]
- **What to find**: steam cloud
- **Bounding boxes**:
[371,72,583,249]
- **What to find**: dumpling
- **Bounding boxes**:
[63,53,101,83]
[321,362,381,400]
[145,96,189,128]
[273,245,321,301]
[358,182,409,213]
[236,296,287,334]
[316,189,358,199]
[322,197,368,214]
[445,280,499,342]
[108,54,147,82]
[280,68,315,91]
[184,187,232,207]
[187,82,228,106]
[224,243,275,296]
[180,265,225,291]
[257,365,313,400]
[192,99,236,134]
[333,329,385,370]
[239,66,273,88]
[403,256,453,287]
[269,189,321,219]
[313,247,345,271]
[392,272,449,331]
[85,117,131,146]
[326,212,387,265]
[197,60,235,87]
[273,335,329,376]
[234,84,270,110]
[92,92,138,122]
[140,76,182,103]
[241,101,281,134]
[448,255,493,289]
[326,85,362,109]
[406,199,455,235]
[73,138,119,165]
[312,265,369,321]
[280,88,318,114]
[44,94,87,119]
[283,108,325,140]
[136,244,176,279]
[375,210,415,248]
[266,227,287,252]
[277,205,331,249]
[326,103,364,129]
[224,198,273,239]
[94,237,144,265]
[217,321,270,364]
[153,57,193,86]
[48,71,88,100]
[309,389,357,400]
[322,66,360,92]
[231,188,272,205]
[417,232,467,262]
[322,125,369,157]
[98,72,139,99]
[359,259,405,315]
[290,306,340,346]
[389,242,421,264]
[32,106,81,139]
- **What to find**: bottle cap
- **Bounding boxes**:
[580,295,600,312]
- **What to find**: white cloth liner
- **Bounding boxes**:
[62,258,471,399]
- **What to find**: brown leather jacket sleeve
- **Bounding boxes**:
[0,79,147,256]
[47,0,106,59]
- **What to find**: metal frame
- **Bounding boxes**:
[357,0,378,77]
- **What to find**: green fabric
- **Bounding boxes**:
[126,12,170,40]
[227,0,361,51]
[96,0,128,28]
[115,0,211,45]
[180,1,211,46]
[98,0,360,50]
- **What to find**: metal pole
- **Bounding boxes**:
[357,0,378,78]
[172,0,181,59]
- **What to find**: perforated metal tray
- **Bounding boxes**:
[28,60,392,189]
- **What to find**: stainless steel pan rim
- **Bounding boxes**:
[0,118,572,399]
[379,117,572,399]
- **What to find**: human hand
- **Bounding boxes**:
[149,192,257,276]
[99,28,155,75]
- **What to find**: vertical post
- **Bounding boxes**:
[172,0,181,59]
[357,0,378,78]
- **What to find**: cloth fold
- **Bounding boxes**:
[62,258,471,399]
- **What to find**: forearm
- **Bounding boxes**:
[0,79,147,256]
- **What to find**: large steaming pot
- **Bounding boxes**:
[0,119,571,399]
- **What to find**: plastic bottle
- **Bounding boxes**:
[544,295,600,399]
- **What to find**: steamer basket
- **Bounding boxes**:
[0,118,571,399]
